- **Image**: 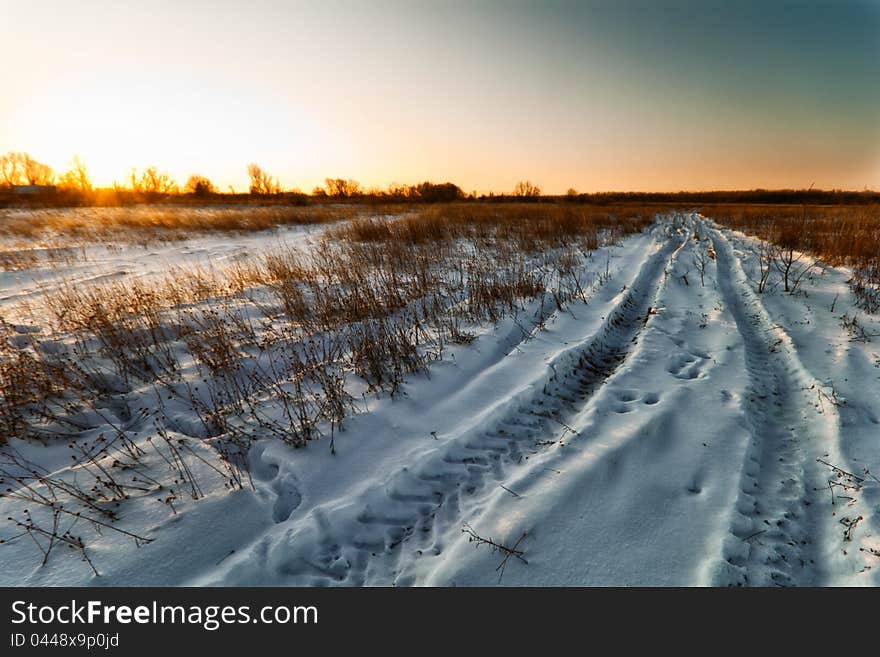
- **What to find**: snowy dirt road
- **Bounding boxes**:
[3,213,878,586]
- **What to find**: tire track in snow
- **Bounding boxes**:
[416,216,752,585]
[708,224,837,586]
[208,222,688,586]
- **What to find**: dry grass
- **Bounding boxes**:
[0,204,410,244]
[3,202,655,442]
[704,204,880,264]
[333,202,649,251]
[705,204,880,309]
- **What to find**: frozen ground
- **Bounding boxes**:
[1,212,878,586]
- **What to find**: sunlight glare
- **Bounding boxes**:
[12,75,325,190]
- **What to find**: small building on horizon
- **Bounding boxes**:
[11,184,57,195]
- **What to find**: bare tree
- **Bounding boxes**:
[0,152,55,186]
[772,245,815,294]
[324,178,361,198]
[413,181,462,202]
[0,152,22,186]
[139,166,177,195]
[513,180,541,197]
[0,152,55,185]
[21,154,55,186]
[769,202,816,295]
[386,182,409,199]
[248,163,283,195]
[184,174,215,196]
[58,156,93,192]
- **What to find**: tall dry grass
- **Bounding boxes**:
[3,202,655,442]
[706,203,880,310]
[333,203,648,250]
[0,204,410,244]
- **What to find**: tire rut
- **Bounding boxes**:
[709,225,830,586]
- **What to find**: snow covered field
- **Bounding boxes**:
[0,209,338,321]
[1,212,878,586]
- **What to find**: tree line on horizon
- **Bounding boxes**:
[0,151,515,203]
[1,151,877,207]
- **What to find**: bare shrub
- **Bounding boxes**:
[708,204,880,307]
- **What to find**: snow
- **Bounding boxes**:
[0,220,330,322]
[1,212,879,586]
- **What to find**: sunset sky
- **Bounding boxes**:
[2,0,879,193]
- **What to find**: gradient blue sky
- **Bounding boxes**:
[2,0,878,192]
